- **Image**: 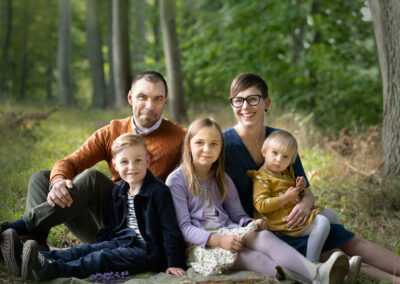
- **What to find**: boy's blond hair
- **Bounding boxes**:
[262,130,298,164]
[111,133,148,157]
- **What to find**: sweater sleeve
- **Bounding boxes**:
[222,174,253,226]
[50,124,113,184]
[248,170,280,214]
[166,171,212,248]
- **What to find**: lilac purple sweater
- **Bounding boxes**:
[166,167,253,247]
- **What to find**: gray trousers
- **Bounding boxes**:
[22,169,114,244]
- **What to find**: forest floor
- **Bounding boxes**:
[0,101,398,283]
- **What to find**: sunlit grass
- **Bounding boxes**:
[1,102,398,283]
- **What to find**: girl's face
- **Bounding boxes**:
[262,147,291,174]
[190,126,222,171]
[231,86,270,128]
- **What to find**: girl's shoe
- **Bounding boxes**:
[314,251,349,284]
[344,256,362,284]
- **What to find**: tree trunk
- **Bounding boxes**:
[132,0,146,75]
[369,0,400,179]
[160,0,186,123]
[1,0,12,98]
[57,0,75,106]
[19,0,30,99]
[86,0,106,108]
[112,0,130,109]
[105,0,115,108]
[152,0,161,63]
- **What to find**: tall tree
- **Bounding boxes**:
[1,0,12,98]
[19,0,30,99]
[57,0,75,106]
[86,0,106,108]
[132,0,146,74]
[106,0,115,107]
[112,0,130,109]
[160,0,186,122]
[369,0,400,179]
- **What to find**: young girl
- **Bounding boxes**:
[166,117,350,284]
[247,130,357,266]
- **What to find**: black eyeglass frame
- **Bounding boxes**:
[229,94,263,108]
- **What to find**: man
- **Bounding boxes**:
[0,71,185,255]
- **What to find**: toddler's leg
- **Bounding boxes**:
[299,214,331,263]
[319,208,340,224]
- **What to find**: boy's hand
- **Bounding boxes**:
[253,219,268,231]
[295,176,306,190]
[165,267,186,276]
[47,179,73,208]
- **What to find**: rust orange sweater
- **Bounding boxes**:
[50,117,185,184]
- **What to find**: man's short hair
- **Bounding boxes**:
[131,71,168,97]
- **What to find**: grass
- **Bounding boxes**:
[0,101,399,283]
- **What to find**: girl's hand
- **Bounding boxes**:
[219,235,244,252]
[253,219,268,231]
[165,267,186,277]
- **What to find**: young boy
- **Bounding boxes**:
[1,133,186,281]
[247,130,341,264]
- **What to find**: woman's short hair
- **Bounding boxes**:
[230,73,268,99]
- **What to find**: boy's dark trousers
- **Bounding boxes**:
[41,233,161,280]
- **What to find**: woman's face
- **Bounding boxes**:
[231,86,270,128]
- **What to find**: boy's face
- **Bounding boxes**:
[262,147,292,174]
[113,145,150,188]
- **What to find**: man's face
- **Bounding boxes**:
[128,79,167,132]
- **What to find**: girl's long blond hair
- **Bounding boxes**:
[181,117,228,201]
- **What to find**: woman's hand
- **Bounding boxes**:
[286,188,314,228]
[253,219,268,231]
[165,267,186,276]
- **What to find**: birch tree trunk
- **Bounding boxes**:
[86,0,106,108]
[57,0,75,106]
[369,0,400,179]
[160,0,186,123]
[112,0,130,109]
[1,0,12,98]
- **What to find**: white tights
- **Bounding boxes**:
[231,230,317,282]
[299,208,340,263]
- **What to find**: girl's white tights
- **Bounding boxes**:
[299,208,340,263]
[232,230,317,282]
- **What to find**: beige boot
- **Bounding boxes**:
[313,251,349,284]
[344,256,362,284]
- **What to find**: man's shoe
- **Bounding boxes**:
[344,256,362,284]
[19,233,50,252]
[314,251,349,284]
[21,240,49,281]
[0,228,23,277]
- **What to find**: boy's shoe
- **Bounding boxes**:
[0,228,23,277]
[21,240,49,281]
[314,251,349,284]
[344,256,362,284]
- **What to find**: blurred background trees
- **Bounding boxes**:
[0,0,397,177]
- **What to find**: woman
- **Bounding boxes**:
[222,73,400,283]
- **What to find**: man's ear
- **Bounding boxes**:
[146,154,151,167]
[127,90,133,105]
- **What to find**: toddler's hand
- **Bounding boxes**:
[284,186,301,203]
[253,219,268,231]
[295,176,306,190]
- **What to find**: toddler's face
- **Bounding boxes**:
[113,145,149,187]
[263,147,291,174]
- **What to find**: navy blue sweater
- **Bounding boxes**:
[96,170,186,270]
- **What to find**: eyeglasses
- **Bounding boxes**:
[230,95,262,108]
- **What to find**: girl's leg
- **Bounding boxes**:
[231,246,308,281]
[318,209,340,224]
[245,230,317,282]
[340,236,400,280]
[299,215,331,263]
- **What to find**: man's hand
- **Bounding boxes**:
[165,267,186,276]
[47,179,74,208]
